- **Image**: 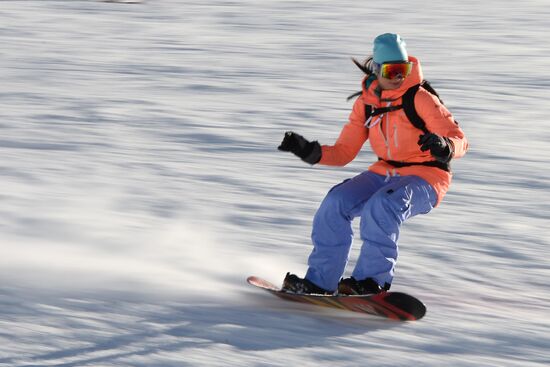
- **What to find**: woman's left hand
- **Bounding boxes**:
[418,133,453,163]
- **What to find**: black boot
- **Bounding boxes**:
[338,277,390,295]
[282,273,333,295]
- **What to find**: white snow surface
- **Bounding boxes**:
[1,0,549,366]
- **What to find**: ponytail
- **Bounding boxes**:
[351,56,376,76]
[347,56,377,101]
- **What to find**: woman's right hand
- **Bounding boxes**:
[278,131,322,165]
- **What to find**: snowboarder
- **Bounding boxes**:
[278,33,468,295]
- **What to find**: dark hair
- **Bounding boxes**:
[347,56,379,101]
[352,56,376,76]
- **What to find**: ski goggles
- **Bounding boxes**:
[377,61,413,80]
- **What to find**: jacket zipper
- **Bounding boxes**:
[384,102,393,159]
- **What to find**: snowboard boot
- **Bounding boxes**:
[282,272,333,295]
[338,277,391,295]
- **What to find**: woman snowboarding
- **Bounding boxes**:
[278,33,468,295]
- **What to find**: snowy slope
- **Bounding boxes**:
[0,0,549,366]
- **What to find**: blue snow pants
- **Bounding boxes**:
[305,171,437,292]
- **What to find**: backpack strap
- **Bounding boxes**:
[360,80,442,135]
[370,105,404,116]
[365,104,372,120]
[364,104,404,122]
[401,83,430,134]
[360,82,427,130]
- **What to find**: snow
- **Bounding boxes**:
[1,0,549,366]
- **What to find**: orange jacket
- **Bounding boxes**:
[319,56,468,205]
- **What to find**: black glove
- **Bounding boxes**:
[418,133,453,163]
[278,131,322,165]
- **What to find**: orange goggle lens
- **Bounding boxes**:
[380,62,412,79]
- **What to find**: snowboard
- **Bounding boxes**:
[247,276,426,321]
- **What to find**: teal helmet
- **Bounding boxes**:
[373,33,408,64]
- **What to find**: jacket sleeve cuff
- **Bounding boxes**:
[302,141,322,165]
